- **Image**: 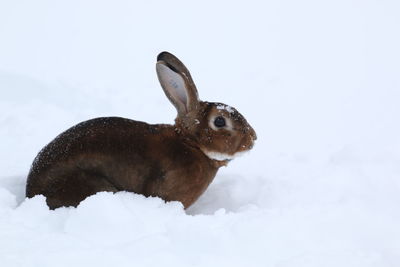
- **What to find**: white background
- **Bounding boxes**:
[0,1,399,266]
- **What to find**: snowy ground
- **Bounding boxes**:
[1,1,400,266]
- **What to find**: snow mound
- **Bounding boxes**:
[1,155,399,267]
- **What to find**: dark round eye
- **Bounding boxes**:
[214,116,226,128]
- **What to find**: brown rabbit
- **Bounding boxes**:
[26,52,257,209]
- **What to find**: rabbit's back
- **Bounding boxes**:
[26,117,217,209]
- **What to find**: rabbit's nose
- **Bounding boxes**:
[244,125,257,141]
[253,130,257,141]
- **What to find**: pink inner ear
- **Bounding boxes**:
[167,77,187,107]
[157,63,189,112]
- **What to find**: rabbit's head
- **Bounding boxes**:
[156,52,256,163]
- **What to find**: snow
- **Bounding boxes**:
[1,0,400,266]
[216,104,234,114]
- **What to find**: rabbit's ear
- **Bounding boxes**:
[156,52,200,116]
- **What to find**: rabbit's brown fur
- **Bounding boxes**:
[26,52,256,209]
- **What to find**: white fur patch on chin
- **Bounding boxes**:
[202,150,247,161]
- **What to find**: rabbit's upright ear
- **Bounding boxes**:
[156,52,200,116]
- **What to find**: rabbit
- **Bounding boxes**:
[26,52,257,209]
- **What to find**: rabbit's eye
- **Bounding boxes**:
[214,116,226,128]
